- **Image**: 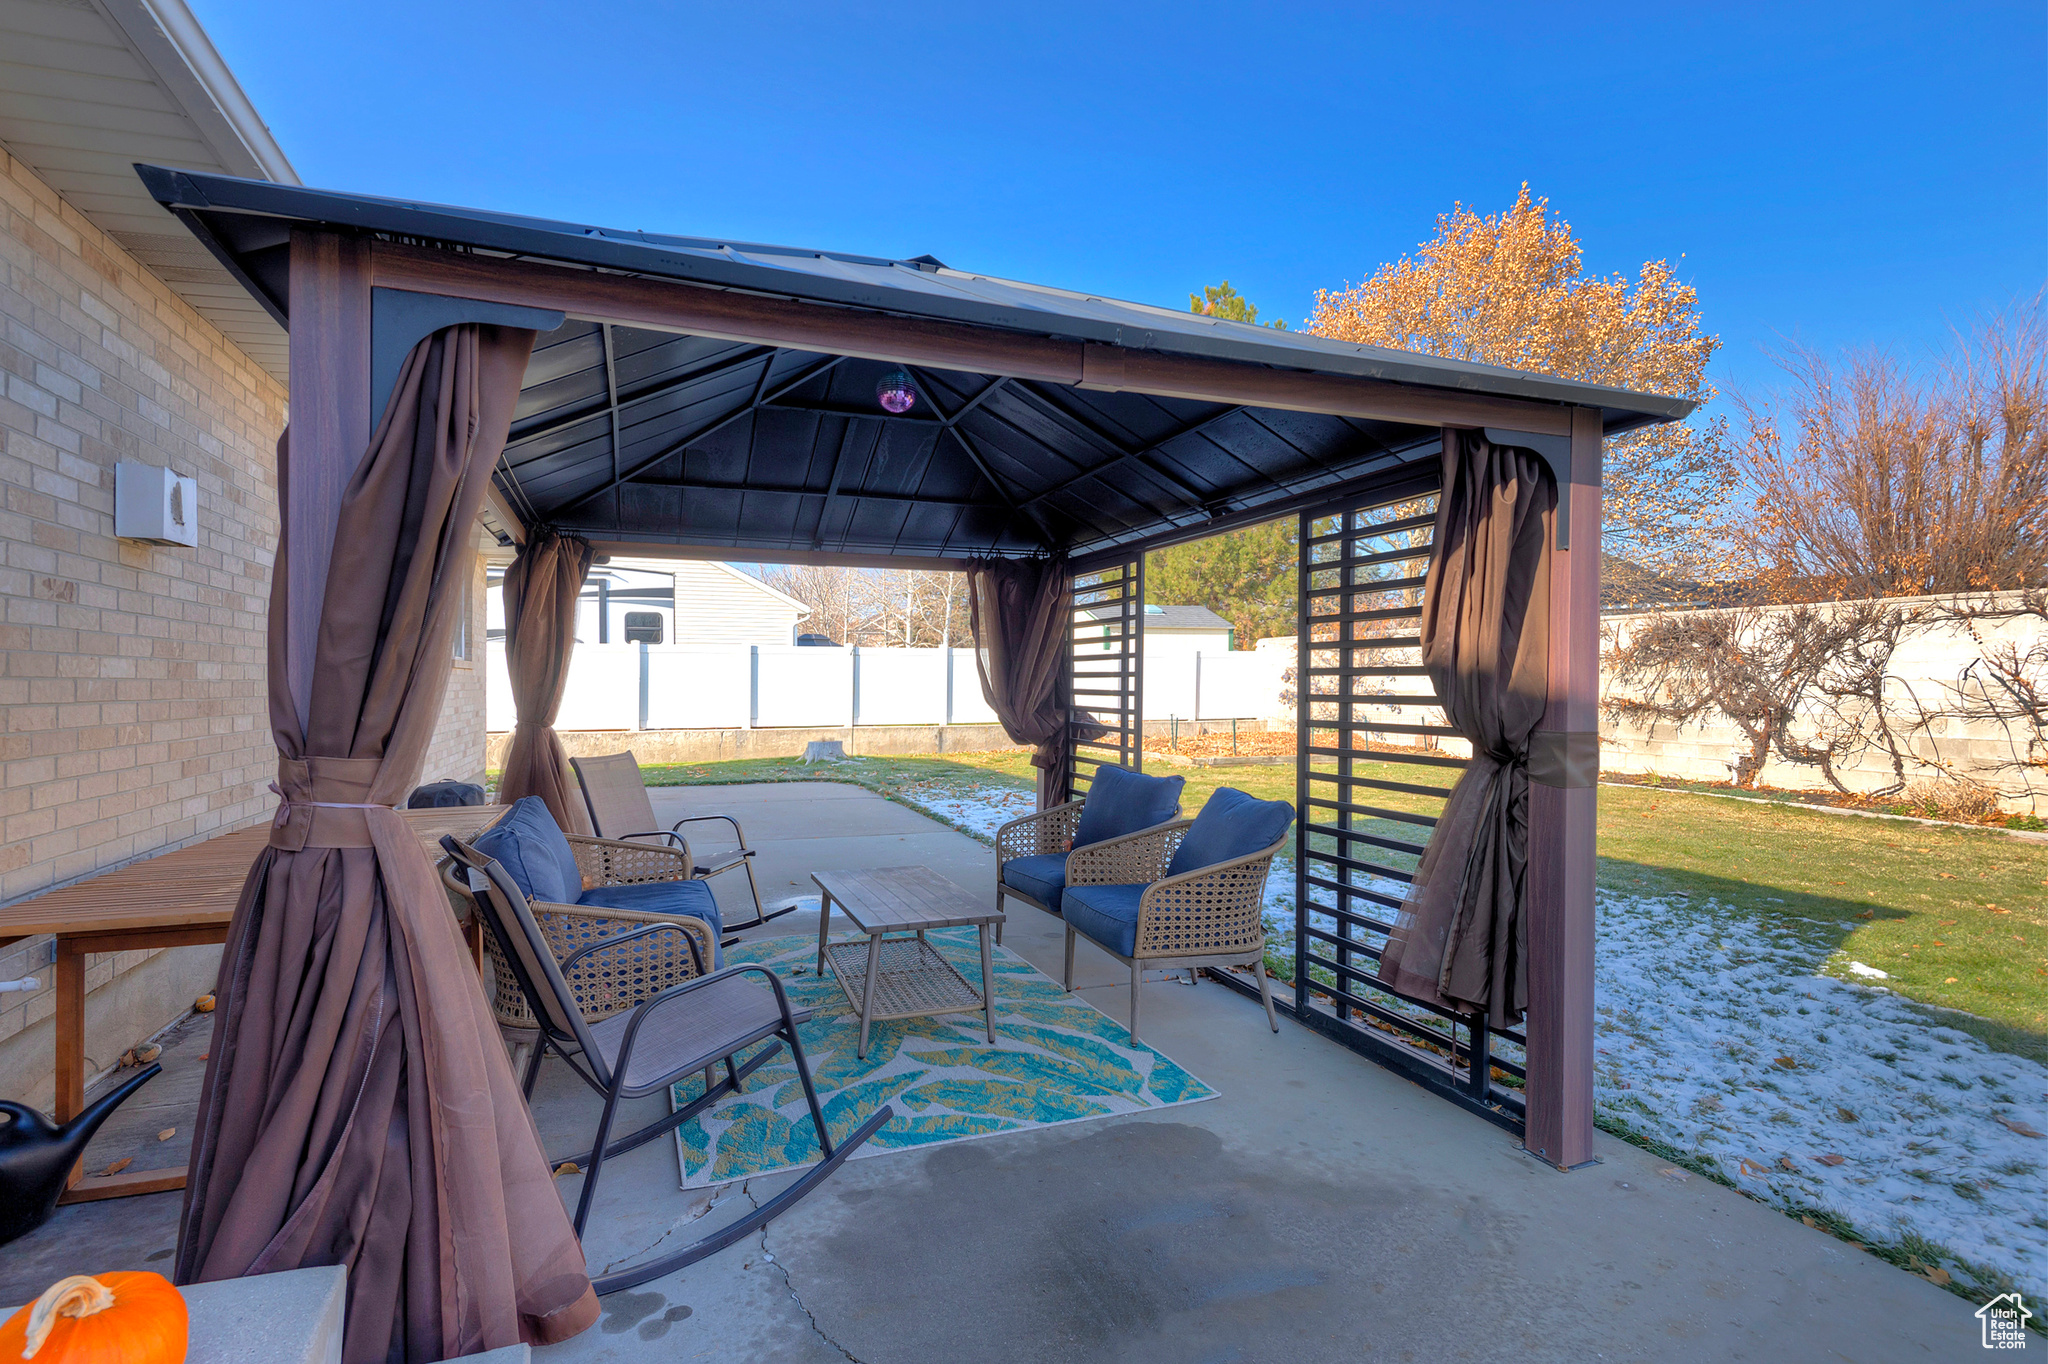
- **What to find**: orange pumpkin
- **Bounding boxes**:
[0,1272,187,1363]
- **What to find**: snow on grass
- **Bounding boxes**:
[893,779,1037,842]
[894,775,2048,1295]
[1597,892,2047,1296]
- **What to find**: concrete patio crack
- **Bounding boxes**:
[743,1180,867,1364]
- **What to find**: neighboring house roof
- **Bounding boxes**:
[0,0,294,379]
[1081,604,1233,632]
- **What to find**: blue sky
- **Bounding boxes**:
[192,1,2044,401]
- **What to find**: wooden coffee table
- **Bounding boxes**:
[811,867,1006,1058]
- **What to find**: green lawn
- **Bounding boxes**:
[626,750,2048,1062]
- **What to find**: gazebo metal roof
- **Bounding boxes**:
[140,164,1694,565]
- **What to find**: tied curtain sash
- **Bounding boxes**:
[176,325,600,1362]
[1376,428,1555,1029]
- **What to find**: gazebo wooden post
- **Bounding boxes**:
[1523,406,1603,1169]
[283,228,371,739]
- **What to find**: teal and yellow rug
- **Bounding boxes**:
[669,926,1216,1187]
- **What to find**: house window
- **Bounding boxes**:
[452,586,473,661]
[623,611,664,645]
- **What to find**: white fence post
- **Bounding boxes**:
[635,641,648,731]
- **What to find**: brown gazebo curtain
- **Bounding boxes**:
[1377,428,1555,1029]
[177,325,600,1362]
[967,556,1073,808]
[496,527,594,833]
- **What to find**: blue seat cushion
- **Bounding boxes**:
[472,796,583,905]
[1167,787,1295,878]
[1001,853,1069,912]
[1072,764,1184,850]
[1062,883,1147,958]
[576,878,724,969]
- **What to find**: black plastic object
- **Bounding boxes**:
[0,1062,160,1246]
[409,780,486,809]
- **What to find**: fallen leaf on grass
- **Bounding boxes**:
[1996,1116,2045,1139]
[1945,977,1959,983]
[156,1127,175,1142]
[1778,1157,1799,1171]
[1855,909,1875,920]
[1773,1056,1799,1069]
[1835,1107,1859,1122]
[1924,1267,1952,1287]
[1738,1158,1771,1178]
[1814,1154,1846,1167]
[100,1157,132,1176]
[1801,1215,1818,1228]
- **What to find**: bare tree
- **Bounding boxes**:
[1603,602,1923,793]
[759,564,970,647]
[1737,305,2048,601]
[1915,590,2048,793]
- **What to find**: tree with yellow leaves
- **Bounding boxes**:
[1305,186,1732,591]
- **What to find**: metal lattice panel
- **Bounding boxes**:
[1068,559,1143,800]
[1294,483,1528,1130]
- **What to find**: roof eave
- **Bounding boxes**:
[137,166,1697,431]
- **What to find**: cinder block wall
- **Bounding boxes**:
[1600,595,2048,809]
[0,149,489,1107]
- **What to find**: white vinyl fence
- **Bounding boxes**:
[486,642,1286,731]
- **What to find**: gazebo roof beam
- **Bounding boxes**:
[506,342,775,446]
[626,476,1003,510]
[549,353,847,518]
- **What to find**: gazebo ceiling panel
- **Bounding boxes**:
[139,165,1695,562]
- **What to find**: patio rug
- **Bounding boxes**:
[669,925,1216,1187]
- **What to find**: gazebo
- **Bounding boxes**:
[139,163,1690,1356]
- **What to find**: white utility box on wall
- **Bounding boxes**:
[115,460,198,546]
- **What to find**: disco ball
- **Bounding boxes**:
[876,369,917,414]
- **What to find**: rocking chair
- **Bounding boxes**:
[441,833,891,1294]
[571,752,793,934]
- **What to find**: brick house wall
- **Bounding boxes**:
[419,543,490,787]
[0,148,490,1106]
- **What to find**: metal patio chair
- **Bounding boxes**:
[1059,788,1294,1045]
[441,833,891,1295]
[571,751,791,934]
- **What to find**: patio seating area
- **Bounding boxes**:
[3,781,1972,1360]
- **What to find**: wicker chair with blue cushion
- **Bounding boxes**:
[993,763,1185,942]
[466,795,727,1030]
[1061,787,1294,1045]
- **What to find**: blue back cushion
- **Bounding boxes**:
[577,879,724,969]
[1166,787,1294,877]
[1072,764,1184,849]
[472,796,583,905]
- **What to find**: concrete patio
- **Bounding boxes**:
[5,782,1978,1361]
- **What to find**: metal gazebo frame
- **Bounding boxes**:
[141,163,1686,1169]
